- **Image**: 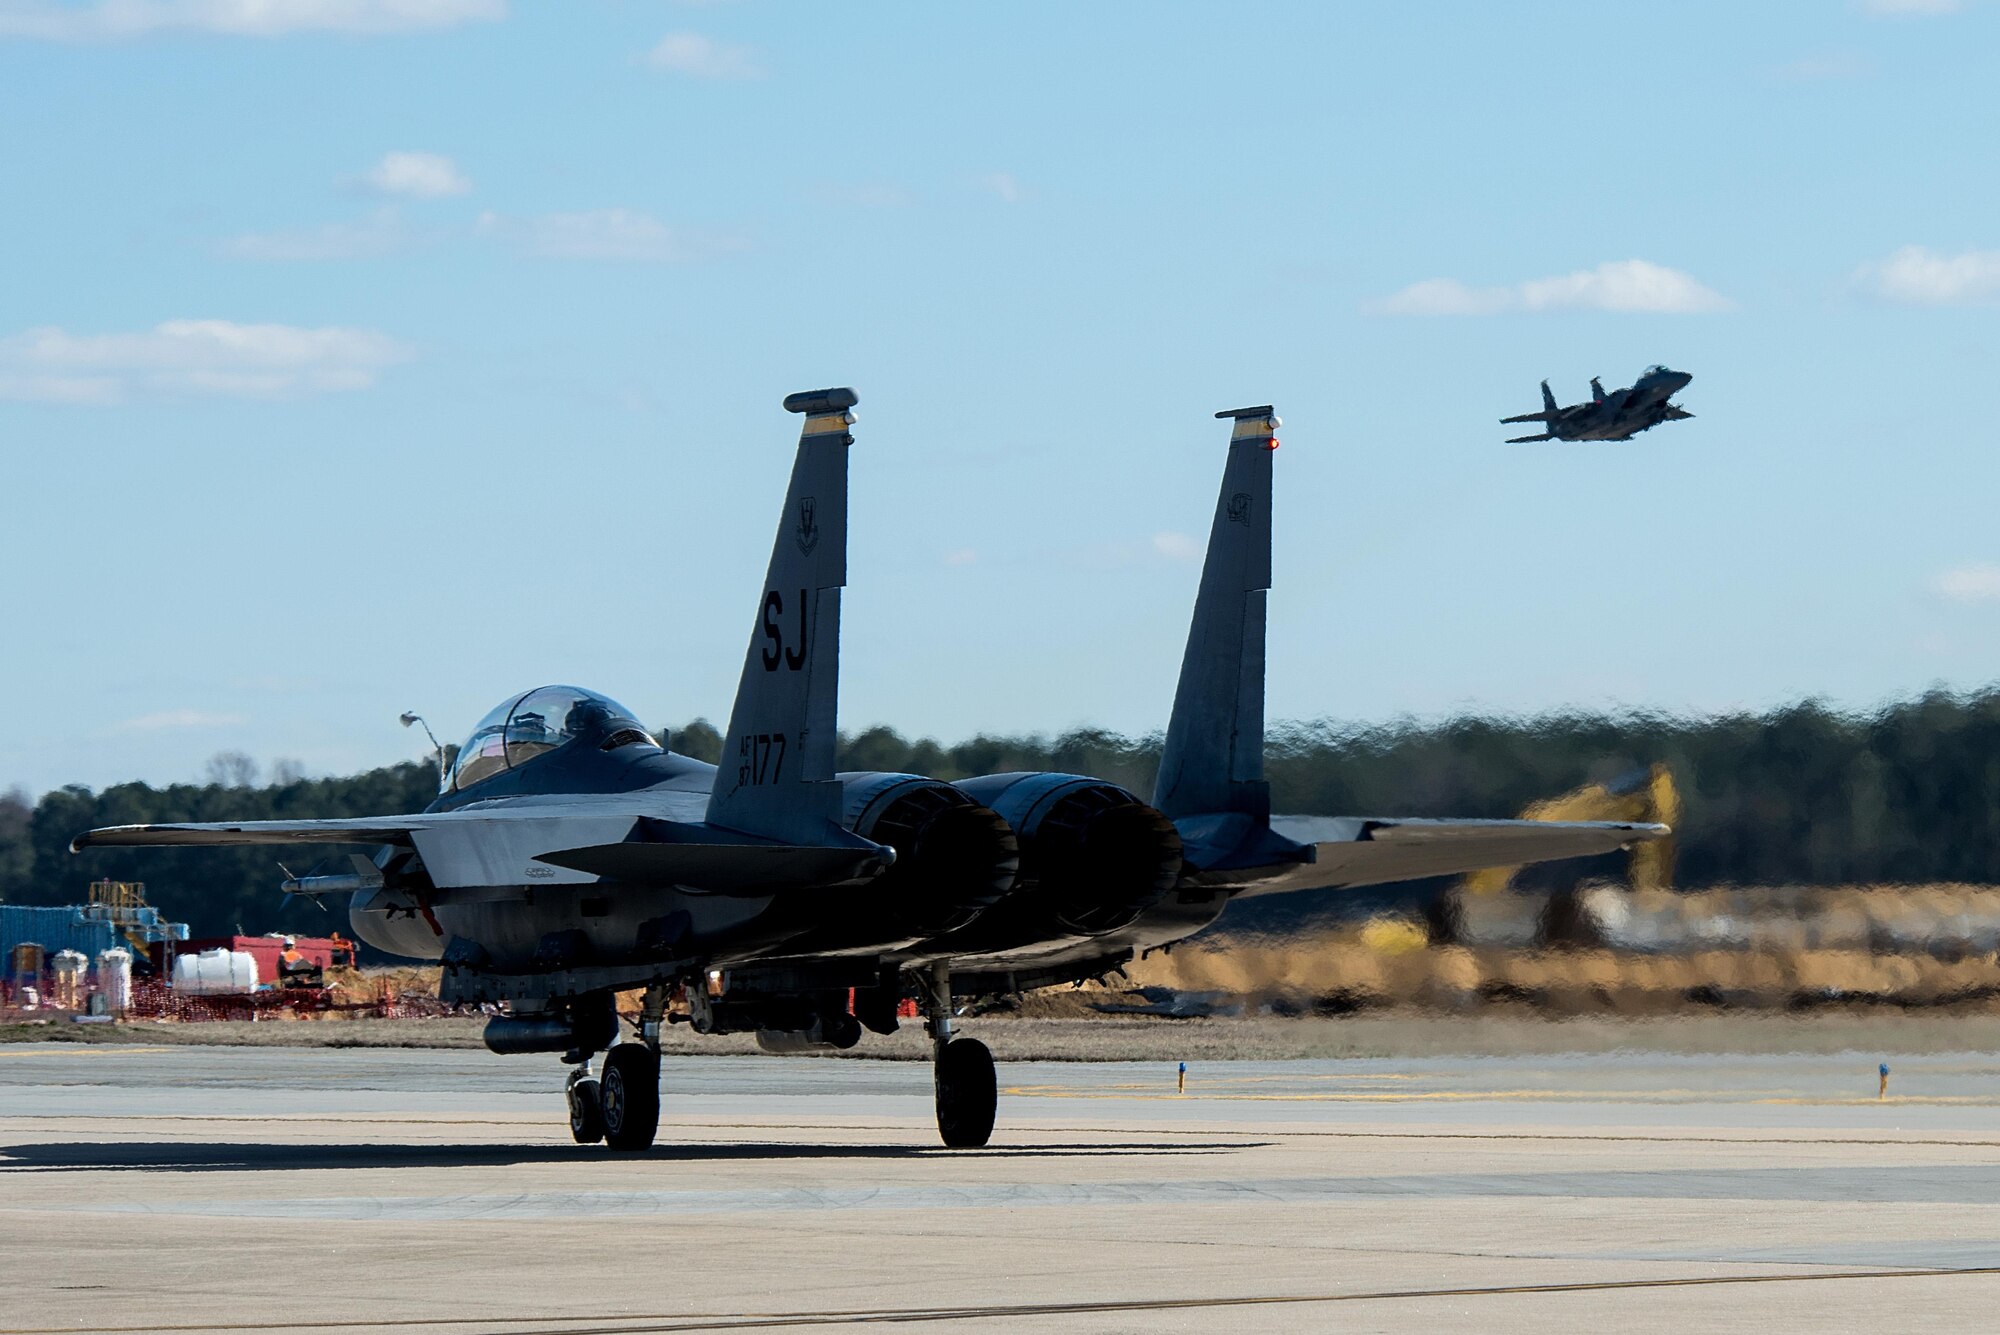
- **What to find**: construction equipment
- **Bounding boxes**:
[83,880,188,961]
[1443,764,1680,945]
[1461,764,1678,895]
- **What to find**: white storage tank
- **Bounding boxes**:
[51,950,88,1009]
[96,948,133,1012]
[172,948,259,996]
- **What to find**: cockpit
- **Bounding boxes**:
[1642,364,1674,379]
[446,686,660,792]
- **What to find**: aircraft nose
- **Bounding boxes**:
[1670,371,1692,390]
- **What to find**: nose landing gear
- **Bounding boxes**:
[925,961,996,1149]
[566,1064,605,1145]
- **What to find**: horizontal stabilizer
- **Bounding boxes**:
[1663,407,1694,420]
[1232,815,1669,898]
[1505,431,1555,443]
[1500,411,1559,424]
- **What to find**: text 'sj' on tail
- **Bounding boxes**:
[706,388,858,843]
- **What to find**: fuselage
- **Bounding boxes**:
[1554,367,1694,441]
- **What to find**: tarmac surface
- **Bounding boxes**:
[4,1038,2000,1332]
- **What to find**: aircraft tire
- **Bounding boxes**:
[601,1044,661,1152]
[568,1076,605,1145]
[935,1037,996,1148]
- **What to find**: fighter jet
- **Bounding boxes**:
[75,391,1668,1152]
[1502,365,1694,442]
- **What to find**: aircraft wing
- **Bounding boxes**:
[72,806,892,893]
[1233,815,1669,898]
[74,813,449,849]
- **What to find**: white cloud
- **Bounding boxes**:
[115,709,248,732]
[362,151,470,199]
[478,208,746,263]
[643,31,760,78]
[0,0,505,39]
[1369,260,1732,316]
[1857,0,1961,15]
[942,548,978,567]
[221,209,411,261]
[1936,563,2000,603]
[1152,531,1202,562]
[0,319,410,403]
[975,171,1024,204]
[1864,245,2000,305]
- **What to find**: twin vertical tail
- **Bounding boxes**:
[1152,407,1279,822]
[1542,380,1559,414]
[705,389,858,844]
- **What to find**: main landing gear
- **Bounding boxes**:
[600,1043,661,1151]
[565,985,665,1152]
[926,961,996,1149]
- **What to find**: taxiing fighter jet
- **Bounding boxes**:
[76,391,1668,1152]
[1503,365,1694,442]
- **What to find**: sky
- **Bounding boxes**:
[3,0,1999,795]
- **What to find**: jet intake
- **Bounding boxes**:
[954,774,1185,937]
[840,774,1019,937]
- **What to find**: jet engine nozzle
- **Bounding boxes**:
[840,774,1020,938]
[951,774,1185,938]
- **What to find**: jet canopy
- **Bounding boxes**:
[447,686,659,792]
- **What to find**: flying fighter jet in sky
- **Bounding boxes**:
[76,391,1668,1152]
[1502,365,1694,442]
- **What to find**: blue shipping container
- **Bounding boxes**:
[1,905,128,961]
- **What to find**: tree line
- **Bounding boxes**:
[9,688,2000,941]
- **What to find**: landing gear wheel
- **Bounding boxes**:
[935,1037,996,1149]
[567,1075,605,1145]
[601,1044,661,1152]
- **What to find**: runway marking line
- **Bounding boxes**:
[1001,1084,2000,1106]
[8,1116,2000,1153]
[2,1265,1997,1333]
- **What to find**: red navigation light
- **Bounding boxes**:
[1265,437,1280,450]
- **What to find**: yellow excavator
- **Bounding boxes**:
[1437,763,1680,945]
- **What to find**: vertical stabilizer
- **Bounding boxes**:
[1152,406,1278,820]
[706,389,857,843]
[1540,380,1558,414]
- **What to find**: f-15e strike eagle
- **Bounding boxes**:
[76,390,1668,1151]
[1502,365,1694,443]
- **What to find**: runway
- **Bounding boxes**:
[4,1041,2000,1332]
